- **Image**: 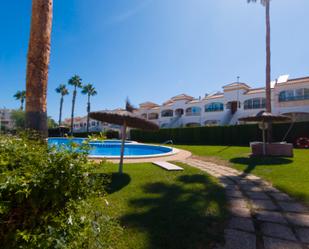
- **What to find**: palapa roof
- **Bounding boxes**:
[89,110,159,131]
[239,111,291,122]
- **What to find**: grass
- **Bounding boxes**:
[175,145,309,205]
[95,162,228,249]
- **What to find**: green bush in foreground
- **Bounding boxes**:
[0,134,122,248]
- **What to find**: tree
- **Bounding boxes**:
[81,84,97,133]
[25,0,53,137]
[68,75,83,135]
[247,0,272,142]
[13,90,26,110]
[55,84,69,125]
[47,116,57,129]
[11,110,26,129]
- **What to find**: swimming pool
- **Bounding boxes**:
[48,138,175,159]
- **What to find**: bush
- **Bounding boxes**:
[0,134,122,248]
[130,121,309,146]
[105,130,119,139]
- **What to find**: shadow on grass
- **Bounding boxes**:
[105,173,131,194]
[120,174,227,249]
[230,157,293,174]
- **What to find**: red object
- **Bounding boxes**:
[296,137,309,149]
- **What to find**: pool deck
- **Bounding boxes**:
[91,148,192,164]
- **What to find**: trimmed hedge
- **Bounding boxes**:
[130,121,309,146]
[73,130,119,139]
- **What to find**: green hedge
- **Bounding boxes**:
[130,121,309,146]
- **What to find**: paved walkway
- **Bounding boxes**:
[181,158,309,249]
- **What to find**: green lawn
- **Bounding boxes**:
[175,145,309,205]
[95,162,227,249]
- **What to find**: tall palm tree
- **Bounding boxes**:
[25,0,53,137]
[55,84,69,125]
[13,90,26,110]
[68,75,83,134]
[81,84,97,133]
[248,0,272,142]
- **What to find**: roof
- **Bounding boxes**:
[139,101,159,109]
[223,82,251,89]
[245,87,265,95]
[170,94,194,101]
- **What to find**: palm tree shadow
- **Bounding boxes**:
[120,174,227,249]
[105,173,131,194]
[230,157,293,174]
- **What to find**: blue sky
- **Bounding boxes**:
[0,0,308,120]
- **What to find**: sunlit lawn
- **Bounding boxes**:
[175,145,309,205]
[95,162,228,249]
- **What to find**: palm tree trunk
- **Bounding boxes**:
[265,0,272,143]
[25,0,53,137]
[59,96,63,125]
[21,99,24,111]
[86,95,90,134]
[70,87,76,135]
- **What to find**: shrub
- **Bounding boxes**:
[0,134,122,248]
[105,130,119,139]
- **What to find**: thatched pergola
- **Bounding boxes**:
[89,110,159,173]
[239,111,291,155]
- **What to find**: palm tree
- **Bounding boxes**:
[68,75,83,134]
[25,0,53,137]
[13,90,26,110]
[247,0,272,142]
[81,84,97,133]
[55,84,69,125]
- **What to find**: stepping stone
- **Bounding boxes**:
[251,200,278,211]
[245,185,263,192]
[223,229,256,249]
[261,223,297,241]
[263,236,302,249]
[277,202,307,213]
[286,213,309,227]
[295,227,309,243]
[264,186,281,193]
[255,210,287,224]
[229,198,248,209]
[246,191,270,200]
[152,161,183,171]
[269,192,293,202]
[229,206,251,218]
[225,189,243,198]
[228,217,255,232]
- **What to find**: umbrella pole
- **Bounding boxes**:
[119,122,127,174]
[262,124,266,156]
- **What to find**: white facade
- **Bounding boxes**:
[0,109,15,130]
[136,76,309,128]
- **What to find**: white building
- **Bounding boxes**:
[136,75,309,128]
[0,109,15,131]
[64,109,123,133]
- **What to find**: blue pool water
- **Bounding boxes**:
[48,138,173,157]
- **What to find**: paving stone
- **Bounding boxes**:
[223,229,256,249]
[286,213,309,227]
[229,206,251,218]
[264,186,281,193]
[261,223,297,241]
[255,210,287,224]
[263,236,302,249]
[225,184,238,191]
[278,202,307,213]
[269,192,293,202]
[229,198,248,208]
[295,227,309,243]
[246,191,271,200]
[244,185,264,192]
[228,217,255,232]
[251,199,278,211]
[225,189,243,198]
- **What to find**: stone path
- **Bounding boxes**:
[181,158,309,249]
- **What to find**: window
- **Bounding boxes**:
[148,113,159,120]
[205,102,224,112]
[161,110,173,117]
[185,106,201,116]
[279,88,309,102]
[244,98,265,110]
[141,113,147,119]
